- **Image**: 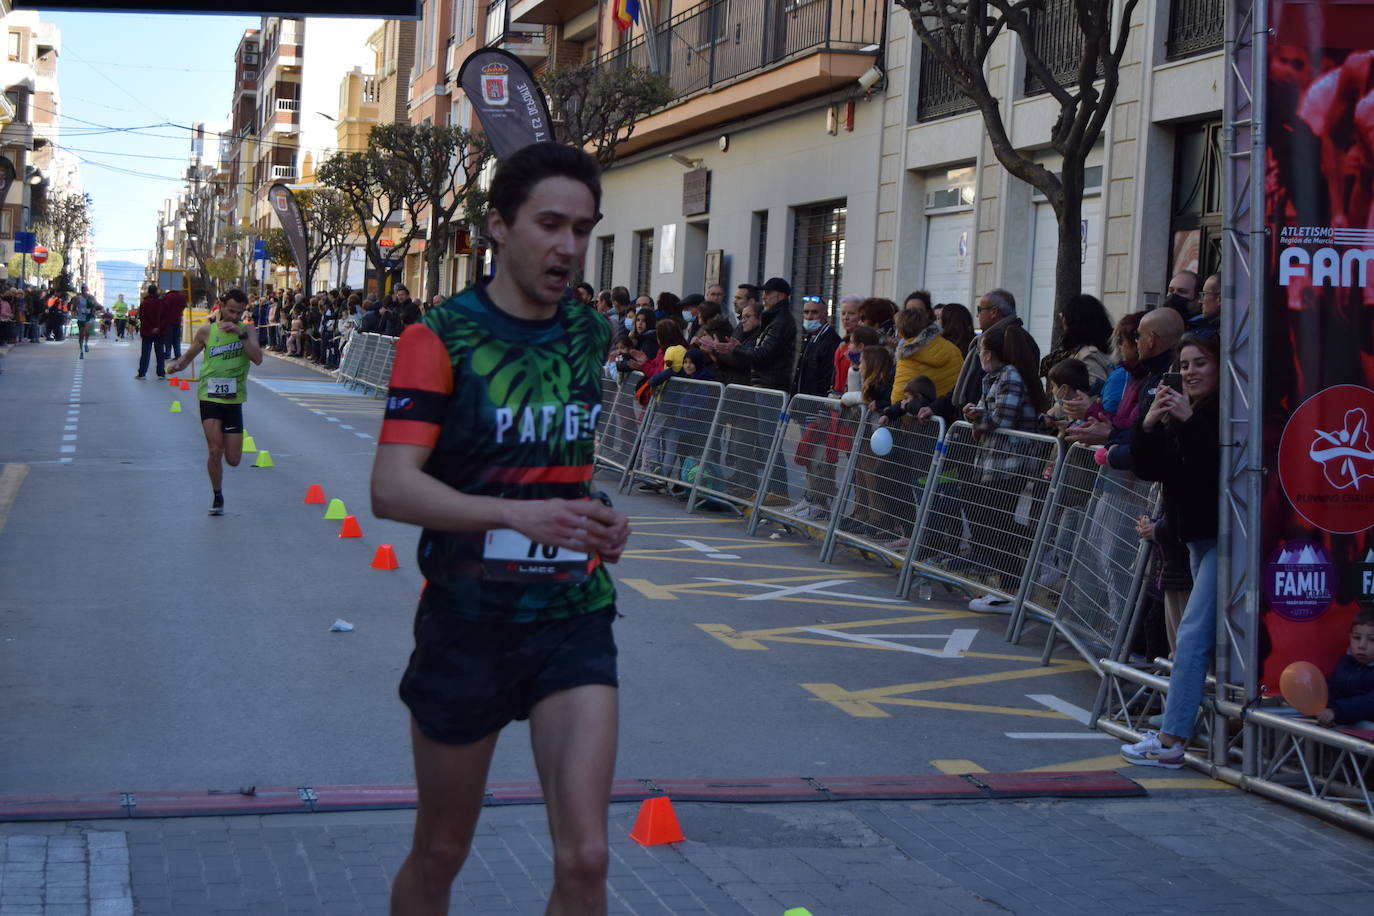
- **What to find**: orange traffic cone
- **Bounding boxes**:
[338,515,363,538]
[371,544,399,570]
[179,379,190,391]
[303,484,326,504]
[629,796,684,846]
[168,377,178,388]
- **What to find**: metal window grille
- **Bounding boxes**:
[1166,0,1224,60]
[791,200,845,304]
[1023,0,1100,97]
[753,210,768,286]
[634,229,654,297]
[916,34,978,122]
[598,236,614,291]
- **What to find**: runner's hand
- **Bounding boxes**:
[503,499,631,563]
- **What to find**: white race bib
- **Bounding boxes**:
[207,377,238,399]
[482,528,588,583]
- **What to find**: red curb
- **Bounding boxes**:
[610,779,656,803]
[647,777,824,802]
[0,792,125,822]
[970,771,1146,799]
[815,774,986,800]
[485,782,544,805]
[129,787,308,818]
[312,785,418,812]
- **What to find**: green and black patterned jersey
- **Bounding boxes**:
[379,279,615,623]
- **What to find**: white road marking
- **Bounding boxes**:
[1028,694,1093,725]
[355,432,372,439]
[63,435,76,442]
[64,425,77,431]
[60,445,75,453]
[1004,732,1113,740]
[326,417,340,422]
[676,538,740,560]
[340,425,355,430]
[801,628,979,658]
[692,577,904,604]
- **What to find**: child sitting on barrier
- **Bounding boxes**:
[877,374,937,427]
[1316,609,1374,729]
[639,349,716,494]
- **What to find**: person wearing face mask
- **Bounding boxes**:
[679,293,706,341]
[1163,270,1199,322]
[785,296,843,519]
[1121,332,1222,769]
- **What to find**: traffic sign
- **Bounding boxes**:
[253,239,268,261]
[31,245,48,264]
[13,231,35,254]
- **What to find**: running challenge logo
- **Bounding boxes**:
[1279,226,1374,288]
[1264,542,1336,622]
[1279,385,1374,533]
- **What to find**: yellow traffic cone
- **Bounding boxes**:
[252,449,274,468]
[241,434,257,453]
[324,498,347,520]
[169,401,182,413]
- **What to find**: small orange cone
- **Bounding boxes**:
[371,544,399,570]
[629,796,684,846]
[304,484,326,504]
[338,515,363,538]
[168,377,178,388]
[179,379,190,391]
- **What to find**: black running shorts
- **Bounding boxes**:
[198,399,244,434]
[400,606,619,746]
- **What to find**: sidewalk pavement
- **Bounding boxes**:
[3,782,1371,915]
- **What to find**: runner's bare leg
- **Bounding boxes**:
[530,684,618,916]
[202,419,225,491]
[390,721,499,915]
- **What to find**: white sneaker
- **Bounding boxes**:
[785,499,813,515]
[968,594,1013,614]
[1120,730,1184,768]
[802,504,830,521]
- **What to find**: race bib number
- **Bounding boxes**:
[482,528,588,584]
[207,377,237,399]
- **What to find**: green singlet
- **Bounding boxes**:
[198,324,250,405]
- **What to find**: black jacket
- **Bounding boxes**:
[1130,394,1220,543]
[359,309,381,334]
[1328,655,1374,725]
[732,298,797,392]
[794,323,841,398]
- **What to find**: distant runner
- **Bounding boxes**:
[165,288,262,516]
[72,288,96,357]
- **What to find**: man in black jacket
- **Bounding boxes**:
[789,295,842,517]
[705,277,798,503]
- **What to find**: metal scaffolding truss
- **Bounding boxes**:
[1093,0,1374,836]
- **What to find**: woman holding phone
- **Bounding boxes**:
[1120,332,1222,768]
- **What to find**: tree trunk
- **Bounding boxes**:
[426,206,443,302]
[1051,159,1086,350]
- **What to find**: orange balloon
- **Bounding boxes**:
[1279,661,1329,716]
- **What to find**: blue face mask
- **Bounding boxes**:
[682,311,693,323]
[847,350,861,366]
[803,318,822,333]
[623,317,635,331]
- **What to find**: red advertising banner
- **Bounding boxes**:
[1262,0,1374,687]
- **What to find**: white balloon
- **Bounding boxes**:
[870,425,893,457]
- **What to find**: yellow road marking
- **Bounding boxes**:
[1135,777,1235,790]
[625,543,782,555]
[0,464,29,537]
[620,578,679,600]
[932,759,988,774]
[802,662,1090,717]
[617,555,896,574]
[696,624,768,650]
[1026,755,1126,773]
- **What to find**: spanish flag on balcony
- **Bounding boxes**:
[612,0,640,32]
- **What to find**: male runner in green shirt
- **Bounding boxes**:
[111,295,129,339]
[371,143,630,915]
[166,288,263,515]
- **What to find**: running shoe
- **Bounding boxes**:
[1120,730,1184,768]
[785,499,813,515]
[209,493,224,516]
[968,594,1013,614]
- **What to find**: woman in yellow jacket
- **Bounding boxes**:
[891,304,963,401]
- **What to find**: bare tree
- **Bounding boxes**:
[223,225,258,290]
[369,123,490,301]
[898,0,1138,335]
[317,146,420,294]
[541,62,674,168]
[38,191,92,294]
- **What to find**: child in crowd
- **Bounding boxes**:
[1044,357,1111,435]
[838,345,896,538]
[1317,609,1374,728]
[877,375,937,427]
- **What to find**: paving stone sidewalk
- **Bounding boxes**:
[2,790,1371,915]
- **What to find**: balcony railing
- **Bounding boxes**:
[276,98,300,112]
[916,33,977,122]
[1166,0,1224,60]
[1023,0,1100,96]
[595,0,883,104]
[271,164,297,180]
[486,0,547,49]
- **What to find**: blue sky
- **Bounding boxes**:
[44,10,257,299]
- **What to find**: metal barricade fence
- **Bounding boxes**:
[817,412,944,565]
[687,384,789,515]
[1018,454,1158,668]
[896,421,1061,605]
[336,332,366,385]
[336,332,394,396]
[620,376,724,493]
[745,395,866,537]
[594,371,644,475]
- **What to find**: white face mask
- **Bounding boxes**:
[803,318,822,333]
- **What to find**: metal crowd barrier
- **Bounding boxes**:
[893,422,1061,606]
[595,371,645,475]
[619,376,725,494]
[684,384,789,515]
[335,332,395,395]
[747,394,866,539]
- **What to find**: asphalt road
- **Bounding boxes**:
[2,335,1150,798]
